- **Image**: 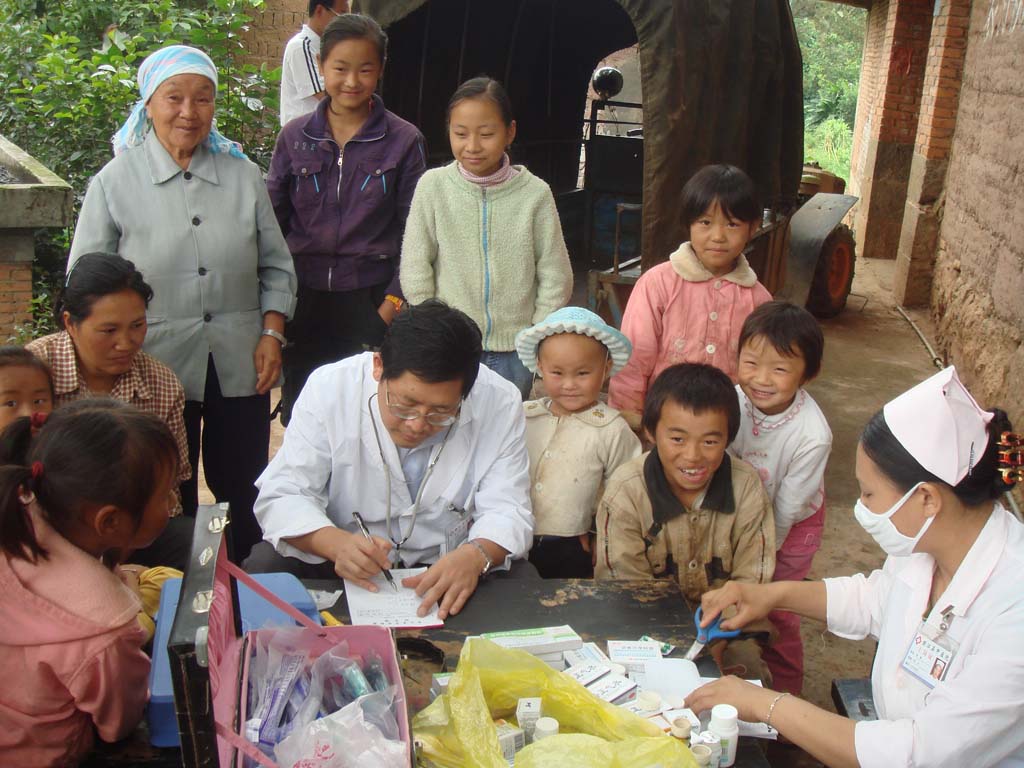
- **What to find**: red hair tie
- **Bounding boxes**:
[30,461,44,481]
[30,412,48,430]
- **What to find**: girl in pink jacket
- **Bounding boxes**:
[0,399,180,767]
[609,164,771,422]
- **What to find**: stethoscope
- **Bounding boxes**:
[366,391,456,562]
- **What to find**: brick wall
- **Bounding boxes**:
[915,0,970,160]
[930,0,1024,430]
[892,0,971,306]
[851,0,933,260]
[873,0,933,145]
[241,0,308,68]
[849,0,888,196]
[0,263,33,337]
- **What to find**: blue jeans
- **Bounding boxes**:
[482,350,533,400]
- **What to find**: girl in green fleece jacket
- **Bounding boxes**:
[399,77,573,399]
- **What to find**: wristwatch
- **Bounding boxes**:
[261,328,288,347]
[467,539,494,576]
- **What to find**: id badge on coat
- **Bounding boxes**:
[901,618,958,688]
[440,502,472,556]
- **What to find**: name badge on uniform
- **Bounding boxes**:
[901,607,959,689]
[440,503,472,555]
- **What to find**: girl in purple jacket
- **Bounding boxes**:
[267,13,426,424]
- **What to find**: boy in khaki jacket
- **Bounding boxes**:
[596,363,776,683]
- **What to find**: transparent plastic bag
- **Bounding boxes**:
[274,687,407,768]
[412,638,696,768]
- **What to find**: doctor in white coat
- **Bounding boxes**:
[247,300,534,619]
[685,367,1024,768]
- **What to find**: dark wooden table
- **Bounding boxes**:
[316,572,770,768]
[85,573,771,767]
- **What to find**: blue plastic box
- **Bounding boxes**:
[148,572,323,747]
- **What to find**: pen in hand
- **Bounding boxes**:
[351,511,398,592]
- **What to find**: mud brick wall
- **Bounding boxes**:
[241,0,308,68]
[930,0,1024,430]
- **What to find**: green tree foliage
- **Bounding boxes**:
[0,0,280,293]
[790,0,866,180]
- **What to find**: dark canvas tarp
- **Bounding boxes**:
[354,0,803,269]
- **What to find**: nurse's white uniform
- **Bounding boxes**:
[825,503,1024,768]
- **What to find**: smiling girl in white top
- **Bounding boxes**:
[686,366,1024,768]
[730,301,832,695]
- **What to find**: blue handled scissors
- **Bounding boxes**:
[683,606,741,660]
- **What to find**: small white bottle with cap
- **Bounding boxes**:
[699,731,722,767]
[708,703,739,767]
[532,717,560,741]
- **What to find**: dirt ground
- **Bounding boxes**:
[196,256,943,762]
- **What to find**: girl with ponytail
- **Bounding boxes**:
[0,398,179,766]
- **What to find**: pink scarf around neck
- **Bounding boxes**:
[457,153,519,187]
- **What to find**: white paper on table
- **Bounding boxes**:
[343,568,443,629]
[630,659,702,709]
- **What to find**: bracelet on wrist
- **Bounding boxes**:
[261,328,288,347]
[384,294,404,310]
[466,539,494,576]
[765,691,790,730]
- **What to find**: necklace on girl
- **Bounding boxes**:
[746,390,805,436]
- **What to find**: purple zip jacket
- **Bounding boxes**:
[267,94,427,296]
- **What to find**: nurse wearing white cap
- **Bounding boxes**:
[685,367,1024,768]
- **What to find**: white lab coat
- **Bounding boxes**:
[254,353,534,567]
[824,503,1024,768]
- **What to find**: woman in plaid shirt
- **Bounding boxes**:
[26,252,192,569]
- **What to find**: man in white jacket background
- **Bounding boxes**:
[246,301,534,619]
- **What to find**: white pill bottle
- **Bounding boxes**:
[708,703,739,767]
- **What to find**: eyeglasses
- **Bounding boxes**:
[384,381,461,426]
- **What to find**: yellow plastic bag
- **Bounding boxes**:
[412,638,696,768]
[516,734,694,768]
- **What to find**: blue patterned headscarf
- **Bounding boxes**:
[112,45,246,160]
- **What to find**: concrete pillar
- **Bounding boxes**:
[894,0,970,306]
[851,0,934,261]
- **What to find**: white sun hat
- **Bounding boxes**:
[883,366,994,485]
[515,306,632,375]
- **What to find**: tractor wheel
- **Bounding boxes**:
[805,224,855,319]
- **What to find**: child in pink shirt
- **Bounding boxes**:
[609,164,771,424]
[0,400,180,766]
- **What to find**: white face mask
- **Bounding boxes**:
[854,481,932,557]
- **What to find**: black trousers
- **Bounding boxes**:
[280,284,388,425]
[528,535,594,579]
[180,355,269,563]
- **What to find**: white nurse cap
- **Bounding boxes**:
[883,366,993,485]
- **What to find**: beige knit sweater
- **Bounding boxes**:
[400,162,573,351]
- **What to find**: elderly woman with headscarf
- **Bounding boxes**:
[69,45,298,562]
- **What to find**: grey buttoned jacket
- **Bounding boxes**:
[70,131,297,401]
